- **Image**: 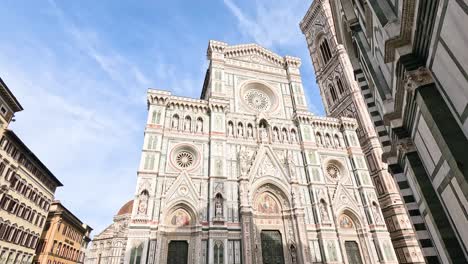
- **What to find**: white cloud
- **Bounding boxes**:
[223,0,308,48]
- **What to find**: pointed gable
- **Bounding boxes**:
[164,171,199,207]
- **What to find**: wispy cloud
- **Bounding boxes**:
[223,0,307,48]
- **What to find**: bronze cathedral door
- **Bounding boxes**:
[345,241,363,264]
[167,241,188,264]
[261,230,285,264]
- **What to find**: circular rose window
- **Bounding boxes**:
[172,145,199,170]
[176,151,194,168]
[326,164,340,179]
[244,89,271,111]
[241,82,278,112]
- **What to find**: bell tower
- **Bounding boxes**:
[301,1,425,263]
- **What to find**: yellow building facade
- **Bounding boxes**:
[34,201,92,264]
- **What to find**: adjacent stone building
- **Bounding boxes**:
[121,40,400,264]
[300,1,424,263]
[0,78,63,264]
[84,200,133,264]
[301,0,468,263]
[34,200,92,264]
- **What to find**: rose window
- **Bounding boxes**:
[176,151,194,168]
[326,164,340,179]
[244,89,271,111]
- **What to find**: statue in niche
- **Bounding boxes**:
[273,129,279,141]
[282,129,288,142]
[215,194,223,218]
[291,131,297,142]
[316,133,322,145]
[227,122,233,137]
[138,190,149,215]
[372,203,382,224]
[319,200,329,222]
[237,124,244,137]
[247,125,253,138]
[287,151,296,180]
[325,134,332,146]
[172,116,179,129]
[197,118,203,132]
[184,117,191,131]
[239,146,251,175]
[259,123,268,143]
[334,135,341,147]
[290,245,297,264]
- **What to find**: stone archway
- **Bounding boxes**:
[155,203,201,264]
[337,210,369,264]
[248,183,299,264]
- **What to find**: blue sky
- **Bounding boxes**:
[0,0,322,234]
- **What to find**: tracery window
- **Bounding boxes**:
[329,85,338,102]
[129,244,143,264]
[214,240,224,264]
[319,38,333,65]
[336,77,345,94]
[244,89,271,111]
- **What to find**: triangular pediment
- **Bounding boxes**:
[224,44,285,68]
[164,171,199,205]
[331,183,358,212]
[248,145,290,186]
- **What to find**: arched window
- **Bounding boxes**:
[329,85,338,102]
[336,77,345,94]
[319,38,333,65]
[214,241,224,264]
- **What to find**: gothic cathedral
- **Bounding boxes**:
[124,40,398,264]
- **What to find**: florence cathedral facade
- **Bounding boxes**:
[110,40,401,264]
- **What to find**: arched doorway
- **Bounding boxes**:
[159,203,200,264]
[337,213,365,264]
[251,184,296,264]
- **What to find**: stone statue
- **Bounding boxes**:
[282,130,288,142]
[273,129,279,141]
[172,117,179,129]
[138,191,149,215]
[228,122,233,137]
[215,198,223,218]
[259,124,268,143]
[287,152,296,180]
[290,245,297,264]
[184,118,191,131]
[238,125,244,137]
[247,126,253,138]
[291,131,297,142]
[372,204,382,224]
[197,119,203,132]
[239,146,251,175]
[319,201,329,222]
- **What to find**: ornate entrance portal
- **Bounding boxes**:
[167,241,188,264]
[261,230,285,264]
